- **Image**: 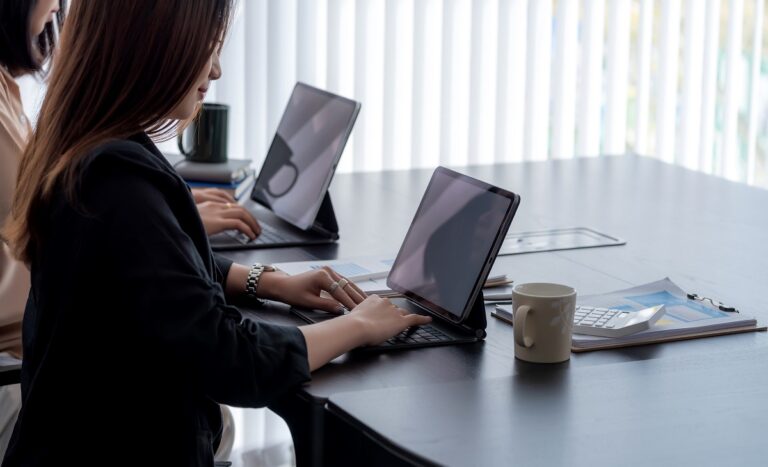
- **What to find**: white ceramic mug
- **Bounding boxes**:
[513,283,577,363]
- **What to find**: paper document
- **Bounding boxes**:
[273,256,511,297]
[571,277,761,350]
[274,256,395,281]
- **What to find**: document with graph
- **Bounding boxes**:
[571,278,765,351]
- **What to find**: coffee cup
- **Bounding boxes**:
[177,102,229,162]
[512,283,576,363]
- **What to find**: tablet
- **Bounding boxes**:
[386,167,521,324]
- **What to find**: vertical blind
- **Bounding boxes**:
[203,0,767,188]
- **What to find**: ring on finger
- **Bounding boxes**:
[225,202,232,209]
[328,281,340,293]
[337,278,349,289]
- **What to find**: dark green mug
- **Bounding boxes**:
[177,103,229,162]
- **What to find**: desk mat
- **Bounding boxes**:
[498,227,625,256]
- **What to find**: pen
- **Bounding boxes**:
[485,299,513,305]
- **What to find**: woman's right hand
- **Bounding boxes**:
[299,294,432,371]
[349,295,432,346]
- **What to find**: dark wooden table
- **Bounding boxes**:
[221,155,768,466]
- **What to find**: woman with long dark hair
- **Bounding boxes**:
[2,1,429,465]
[0,0,64,458]
[0,1,259,461]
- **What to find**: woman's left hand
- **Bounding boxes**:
[258,267,368,314]
[196,201,261,238]
[191,187,235,204]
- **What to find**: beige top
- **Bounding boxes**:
[0,66,31,358]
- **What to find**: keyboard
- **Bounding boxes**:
[381,325,452,347]
[573,304,666,338]
[227,222,300,245]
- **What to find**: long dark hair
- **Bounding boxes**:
[4,0,233,263]
[0,0,67,75]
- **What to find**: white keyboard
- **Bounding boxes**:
[573,305,666,337]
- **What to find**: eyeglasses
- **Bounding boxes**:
[686,293,738,313]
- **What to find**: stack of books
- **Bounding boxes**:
[168,155,256,200]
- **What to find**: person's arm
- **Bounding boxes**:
[297,295,430,371]
[87,158,308,406]
[89,154,429,402]
[222,263,430,370]
[224,262,372,314]
[222,262,432,371]
[191,187,235,204]
[192,187,261,238]
[196,200,262,239]
[0,107,28,358]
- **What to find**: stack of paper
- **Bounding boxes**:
[571,278,763,351]
[273,256,512,298]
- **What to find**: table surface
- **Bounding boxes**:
[327,345,768,466]
[221,154,768,466]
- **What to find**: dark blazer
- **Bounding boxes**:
[2,134,310,466]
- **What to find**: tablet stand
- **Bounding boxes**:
[459,291,488,339]
[312,192,339,238]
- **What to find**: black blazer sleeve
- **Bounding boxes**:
[213,253,234,286]
[82,150,310,407]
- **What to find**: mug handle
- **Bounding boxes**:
[513,305,534,348]
[177,131,194,157]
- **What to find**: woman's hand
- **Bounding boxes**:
[347,295,433,346]
[196,201,261,239]
[191,187,236,204]
[298,295,432,370]
[258,266,368,313]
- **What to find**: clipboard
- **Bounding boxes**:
[571,325,767,352]
[491,278,766,352]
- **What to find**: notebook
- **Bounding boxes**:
[174,158,252,184]
[186,173,255,200]
[292,166,521,350]
[209,82,361,250]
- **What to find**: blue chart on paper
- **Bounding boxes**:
[311,263,370,277]
[625,291,729,322]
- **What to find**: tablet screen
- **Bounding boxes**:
[387,167,518,321]
[253,83,360,230]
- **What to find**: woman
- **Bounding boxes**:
[0,1,260,460]
[2,1,429,465]
[0,0,64,458]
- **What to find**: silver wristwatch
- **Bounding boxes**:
[245,263,275,301]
